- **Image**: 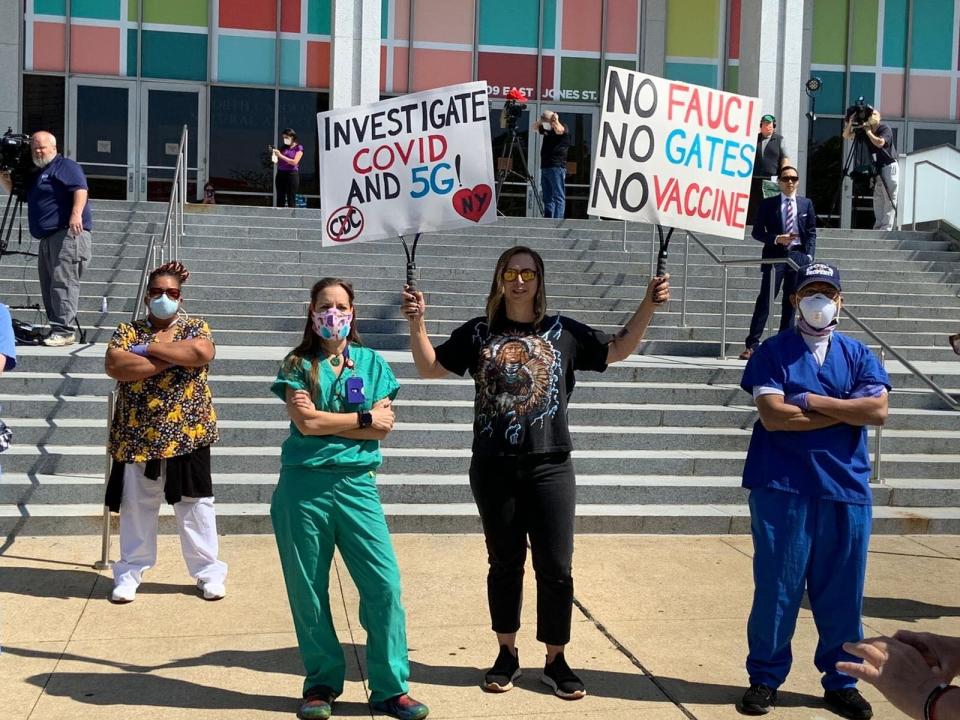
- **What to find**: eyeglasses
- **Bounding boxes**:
[147,287,181,300]
[501,268,538,283]
[798,288,840,300]
[779,176,800,183]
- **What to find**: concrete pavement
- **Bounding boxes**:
[2,533,959,719]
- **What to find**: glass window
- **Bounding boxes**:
[489,103,532,217]
[22,75,65,143]
[912,128,957,152]
[278,90,329,202]
[806,118,844,227]
[209,86,276,201]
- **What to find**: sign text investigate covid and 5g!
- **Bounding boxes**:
[588,67,759,239]
[317,81,497,246]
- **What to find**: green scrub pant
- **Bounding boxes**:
[271,467,410,702]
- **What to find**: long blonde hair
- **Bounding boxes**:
[485,246,547,329]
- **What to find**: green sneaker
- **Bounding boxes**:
[370,693,429,720]
[297,685,336,720]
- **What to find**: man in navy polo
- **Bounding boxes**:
[737,263,891,720]
[0,131,92,346]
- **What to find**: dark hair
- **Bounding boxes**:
[148,260,189,288]
[486,246,547,328]
[282,278,362,400]
[778,165,799,179]
[281,128,298,142]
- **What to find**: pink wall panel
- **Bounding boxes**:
[880,73,905,118]
[411,48,472,91]
[413,0,474,44]
[728,0,741,59]
[606,0,638,54]
[70,25,121,75]
[393,46,410,93]
[908,75,951,119]
[33,22,66,72]
[562,0,602,52]
[393,0,410,40]
[281,0,301,33]
[306,40,330,88]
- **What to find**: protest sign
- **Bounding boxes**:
[588,67,760,238]
[317,81,496,246]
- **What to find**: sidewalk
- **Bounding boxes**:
[2,533,958,720]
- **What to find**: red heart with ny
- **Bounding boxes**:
[452,184,492,222]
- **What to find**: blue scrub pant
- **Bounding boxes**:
[746,487,871,691]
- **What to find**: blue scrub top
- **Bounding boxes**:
[740,329,891,504]
[0,304,16,371]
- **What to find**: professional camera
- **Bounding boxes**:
[501,88,528,131]
[0,129,34,199]
[844,97,875,129]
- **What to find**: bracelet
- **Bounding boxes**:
[924,684,958,720]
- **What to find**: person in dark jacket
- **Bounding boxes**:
[747,114,789,225]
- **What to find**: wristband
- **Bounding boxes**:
[924,684,958,720]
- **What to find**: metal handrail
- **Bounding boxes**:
[94,126,189,569]
[680,229,960,412]
[905,159,960,230]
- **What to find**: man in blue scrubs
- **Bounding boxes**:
[737,263,891,719]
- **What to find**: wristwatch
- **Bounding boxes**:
[357,411,373,429]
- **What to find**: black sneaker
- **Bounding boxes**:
[824,688,873,720]
[483,644,521,692]
[737,684,777,715]
[541,652,586,700]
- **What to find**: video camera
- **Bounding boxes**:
[501,88,528,131]
[844,97,875,130]
[0,129,33,200]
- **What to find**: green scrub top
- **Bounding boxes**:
[271,344,400,472]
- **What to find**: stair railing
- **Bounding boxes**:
[678,229,959,411]
[94,127,189,568]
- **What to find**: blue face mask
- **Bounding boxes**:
[149,293,180,320]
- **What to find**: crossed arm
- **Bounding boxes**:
[105,338,215,382]
[284,386,392,440]
[755,392,888,432]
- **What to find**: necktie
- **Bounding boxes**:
[784,198,796,235]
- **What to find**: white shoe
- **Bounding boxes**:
[43,331,77,347]
[197,579,226,601]
[110,584,137,603]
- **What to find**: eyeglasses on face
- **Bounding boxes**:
[147,287,181,300]
[501,268,538,283]
[779,176,800,183]
[798,287,839,300]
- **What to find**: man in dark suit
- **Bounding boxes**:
[740,166,816,360]
[746,114,789,225]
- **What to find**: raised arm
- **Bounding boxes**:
[606,275,670,365]
[401,286,450,379]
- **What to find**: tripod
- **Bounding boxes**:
[829,128,895,228]
[495,123,544,216]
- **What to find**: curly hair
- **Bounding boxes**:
[149,261,190,287]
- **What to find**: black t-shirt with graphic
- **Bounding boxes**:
[435,314,611,456]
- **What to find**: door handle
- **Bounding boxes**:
[128,171,134,192]
[140,173,146,195]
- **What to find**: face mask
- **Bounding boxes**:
[312,307,352,340]
[283,138,292,146]
[798,293,838,330]
[149,293,180,320]
[541,122,552,131]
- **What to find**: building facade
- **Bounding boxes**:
[6,0,960,225]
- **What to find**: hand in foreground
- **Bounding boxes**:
[401,285,425,321]
[894,630,960,681]
[837,636,944,720]
[646,274,670,306]
[291,390,315,411]
[370,402,395,431]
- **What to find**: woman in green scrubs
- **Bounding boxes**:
[270,277,428,720]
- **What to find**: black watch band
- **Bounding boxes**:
[357,411,373,429]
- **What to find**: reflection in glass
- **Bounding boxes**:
[489,107,532,217]
[209,86,275,201]
[146,89,199,201]
[22,75,65,143]
[912,128,956,152]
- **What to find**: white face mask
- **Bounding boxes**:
[541,121,552,131]
[283,137,292,146]
[798,293,838,330]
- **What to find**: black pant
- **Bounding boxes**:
[469,452,575,646]
[745,250,807,349]
[276,171,299,207]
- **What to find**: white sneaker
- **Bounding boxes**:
[43,331,77,347]
[110,584,137,603]
[197,579,226,601]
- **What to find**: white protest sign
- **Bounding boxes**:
[317,81,496,246]
[588,67,760,238]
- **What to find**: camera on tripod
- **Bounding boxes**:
[0,128,34,200]
[844,97,875,133]
[500,88,528,131]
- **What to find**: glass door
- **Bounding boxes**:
[544,105,598,219]
[67,79,137,200]
[138,83,206,202]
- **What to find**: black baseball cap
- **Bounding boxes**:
[796,262,842,292]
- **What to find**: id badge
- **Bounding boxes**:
[345,377,366,404]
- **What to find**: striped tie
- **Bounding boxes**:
[784,198,796,235]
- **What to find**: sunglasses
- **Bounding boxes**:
[798,288,840,300]
[501,268,538,282]
[779,176,800,183]
[147,287,181,300]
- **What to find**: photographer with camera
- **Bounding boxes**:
[537,110,569,219]
[0,131,92,347]
[843,106,898,231]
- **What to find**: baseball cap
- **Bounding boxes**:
[796,262,842,292]
[760,114,776,124]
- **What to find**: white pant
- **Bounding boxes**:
[873,161,898,230]
[113,462,228,589]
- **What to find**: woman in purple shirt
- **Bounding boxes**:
[272,128,304,208]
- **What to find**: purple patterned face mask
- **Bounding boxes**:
[311,307,352,340]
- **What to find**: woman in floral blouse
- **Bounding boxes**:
[104,261,227,604]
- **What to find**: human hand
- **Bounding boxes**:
[370,403,395,432]
[291,389,315,410]
[894,630,960,681]
[645,274,670,306]
[401,285,425,321]
[775,234,794,246]
[68,211,84,237]
[373,397,392,410]
[837,636,944,720]
[783,392,809,410]
[129,343,150,357]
